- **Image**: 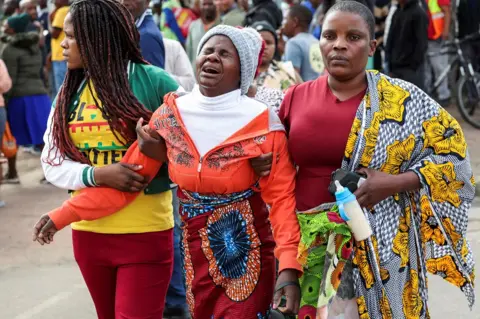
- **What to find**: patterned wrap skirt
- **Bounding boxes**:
[178,187,275,319]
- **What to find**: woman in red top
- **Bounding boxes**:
[252,1,475,319]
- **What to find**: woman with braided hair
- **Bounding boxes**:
[37,0,179,317]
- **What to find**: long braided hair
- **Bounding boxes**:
[47,0,152,165]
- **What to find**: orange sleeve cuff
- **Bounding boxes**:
[277,248,303,276]
[46,141,163,230]
[48,205,80,231]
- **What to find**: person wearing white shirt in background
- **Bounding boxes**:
[163,38,196,91]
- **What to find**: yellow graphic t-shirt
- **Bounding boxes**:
[51,6,69,62]
[69,82,173,234]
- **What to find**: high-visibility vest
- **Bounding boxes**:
[428,0,446,40]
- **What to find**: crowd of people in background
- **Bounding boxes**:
[0,0,479,318]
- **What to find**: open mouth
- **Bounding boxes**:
[202,66,220,75]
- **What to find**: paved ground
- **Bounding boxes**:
[0,109,479,319]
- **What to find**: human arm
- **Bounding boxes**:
[41,107,148,191]
[32,21,46,48]
[1,48,18,95]
[259,131,302,274]
[32,139,163,245]
[34,102,171,239]
[50,28,62,39]
[259,130,302,314]
[407,106,475,289]
[46,141,162,230]
[440,1,452,41]
[50,7,69,39]
[407,108,475,205]
[45,52,52,71]
[250,85,295,176]
[41,107,98,190]
[0,59,12,94]
[354,169,421,209]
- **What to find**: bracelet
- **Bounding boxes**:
[91,167,98,187]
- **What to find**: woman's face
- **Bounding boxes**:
[195,35,241,97]
[60,13,83,70]
[260,31,275,67]
[320,11,376,81]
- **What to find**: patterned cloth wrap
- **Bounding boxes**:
[296,203,353,319]
[178,187,275,319]
[333,71,475,318]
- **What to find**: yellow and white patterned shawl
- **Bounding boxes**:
[343,71,476,318]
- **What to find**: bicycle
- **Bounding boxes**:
[426,31,480,129]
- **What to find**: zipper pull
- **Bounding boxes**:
[197,157,203,173]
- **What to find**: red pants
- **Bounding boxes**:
[73,229,174,319]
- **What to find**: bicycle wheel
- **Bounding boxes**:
[457,72,480,129]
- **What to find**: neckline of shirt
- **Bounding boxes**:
[188,85,242,111]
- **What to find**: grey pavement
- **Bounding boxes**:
[0,111,479,319]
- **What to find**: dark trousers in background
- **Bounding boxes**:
[73,229,174,319]
[391,66,426,91]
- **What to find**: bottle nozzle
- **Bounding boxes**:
[334,180,345,193]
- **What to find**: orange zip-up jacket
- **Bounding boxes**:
[48,93,302,273]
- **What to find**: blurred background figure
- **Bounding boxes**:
[36,0,51,92]
[385,0,428,89]
[282,4,323,81]
[424,0,452,106]
[253,20,302,90]
[49,0,69,96]
[281,0,295,24]
[19,0,36,18]
[244,0,283,29]
[237,0,249,12]
[157,0,197,47]
[1,0,20,54]
[0,57,12,207]
[457,0,480,71]
[373,0,389,70]
[301,0,321,14]
[215,0,245,26]
[252,20,302,112]
[186,0,219,66]
[123,0,166,68]
[1,13,51,184]
[2,0,20,22]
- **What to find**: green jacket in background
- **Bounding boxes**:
[1,31,47,99]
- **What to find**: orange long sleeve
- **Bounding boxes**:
[48,141,162,230]
[259,131,302,275]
